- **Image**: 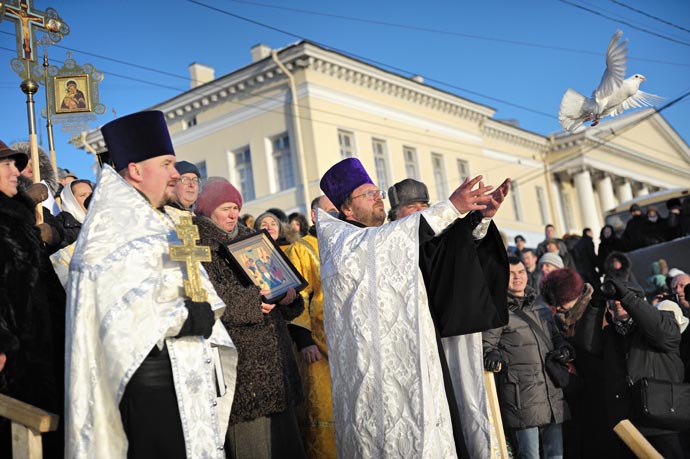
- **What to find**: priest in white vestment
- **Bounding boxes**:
[317,158,509,458]
[65,111,237,459]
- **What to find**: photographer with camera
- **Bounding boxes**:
[591,277,687,458]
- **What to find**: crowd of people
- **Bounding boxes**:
[1,109,688,459]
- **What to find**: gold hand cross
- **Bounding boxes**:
[169,216,212,302]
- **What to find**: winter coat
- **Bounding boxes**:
[597,225,623,272]
[0,190,66,457]
[483,287,568,429]
[55,211,82,247]
[194,216,304,425]
[572,235,600,288]
[583,290,684,437]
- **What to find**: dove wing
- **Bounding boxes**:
[607,90,665,117]
[594,30,628,103]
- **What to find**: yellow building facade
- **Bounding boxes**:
[75,41,690,247]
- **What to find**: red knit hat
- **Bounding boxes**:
[541,268,584,307]
[195,178,242,217]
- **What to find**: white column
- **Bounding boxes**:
[574,169,601,231]
[550,176,566,231]
[634,185,649,197]
[596,175,617,214]
[616,180,633,203]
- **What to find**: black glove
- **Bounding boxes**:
[601,277,628,301]
[552,344,575,364]
[177,299,215,339]
[484,350,505,373]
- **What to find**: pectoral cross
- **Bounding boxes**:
[2,0,65,62]
[169,216,212,302]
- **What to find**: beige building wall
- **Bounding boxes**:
[73,41,690,249]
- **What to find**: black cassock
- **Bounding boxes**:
[418,214,509,459]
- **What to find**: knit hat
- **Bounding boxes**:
[320,158,374,210]
[541,268,584,307]
[656,300,689,333]
[101,110,175,172]
[175,160,200,177]
[0,140,28,171]
[195,178,242,217]
[538,252,564,269]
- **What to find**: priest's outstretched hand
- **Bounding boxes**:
[449,175,494,214]
[480,178,511,219]
[177,299,215,339]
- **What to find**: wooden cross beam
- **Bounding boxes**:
[169,215,212,302]
[2,0,64,62]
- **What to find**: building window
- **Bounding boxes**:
[186,117,197,129]
[272,133,294,191]
[431,153,448,201]
[234,147,255,201]
[457,159,470,183]
[403,146,419,179]
[194,160,207,179]
[536,186,548,225]
[338,129,355,158]
[511,181,523,222]
[372,138,389,190]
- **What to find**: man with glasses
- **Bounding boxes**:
[169,161,201,212]
[317,158,510,459]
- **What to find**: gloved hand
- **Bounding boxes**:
[601,277,629,301]
[552,344,575,364]
[26,183,48,204]
[483,350,505,373]
[177,299,215,339]
[36,222,60,247]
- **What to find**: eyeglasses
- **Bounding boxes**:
[178,177,199,185]
[351,189,386,201]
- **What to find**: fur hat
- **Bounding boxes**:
[11,141,59,195]
[195,178,242,217]
[541,268,584,307]
[320,158,374,210]
[538,252,564,269]
[388,178,429,210]
[101,111,175,172]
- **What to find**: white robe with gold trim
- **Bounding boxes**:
[65,166,237,458]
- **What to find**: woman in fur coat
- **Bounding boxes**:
[0,141,65,458]
[193,178,306,459]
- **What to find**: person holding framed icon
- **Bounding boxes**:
[194,177,307,458]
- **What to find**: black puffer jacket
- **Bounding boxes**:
[194,216,304,425]
[483,287,568,429]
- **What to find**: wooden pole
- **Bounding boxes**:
[20,76,44,224]
[613,419,663,459]
[484,370,510,459]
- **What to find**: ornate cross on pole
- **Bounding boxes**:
[169,216,213,302]
[1,0,65,62]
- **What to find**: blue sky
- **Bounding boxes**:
[1,0,689,181]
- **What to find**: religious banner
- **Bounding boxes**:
[36,52,105,133]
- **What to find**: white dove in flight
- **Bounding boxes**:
[558,30,663,132]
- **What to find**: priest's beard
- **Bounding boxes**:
[352,203,386,227]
